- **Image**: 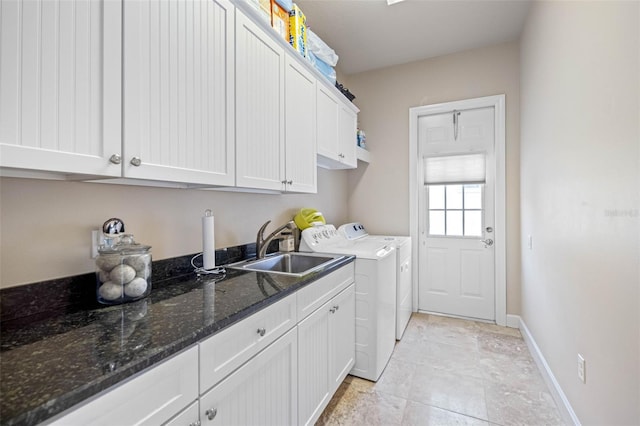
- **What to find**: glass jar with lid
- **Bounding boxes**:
[96,233,152,305]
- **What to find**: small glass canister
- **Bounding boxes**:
[96,234,152,305]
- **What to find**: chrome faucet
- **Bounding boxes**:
[256,220,297,259]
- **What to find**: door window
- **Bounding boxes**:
[428,184,483,237]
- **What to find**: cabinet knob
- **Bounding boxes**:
[130,157,142,167]
[257,328,266,337]
[334,305,339,311]
[205,408,217,421]
[109,154,121,165]
[281,180,287,184]
[329,308,336,313]
[287,180,293,185]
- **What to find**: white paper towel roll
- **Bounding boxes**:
[202,210,215,270]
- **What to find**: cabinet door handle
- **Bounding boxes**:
[130,157,142,167]
[205,408,217,421]
[257,328,266,337]
[109,154,121,164]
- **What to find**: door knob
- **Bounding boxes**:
[481,238,494,247]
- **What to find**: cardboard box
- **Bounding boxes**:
[289,4,307,58]
[258,0,271,21]
[247,0,271,22]
[271,0,290,43]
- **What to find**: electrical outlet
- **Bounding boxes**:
[577,354,586,383]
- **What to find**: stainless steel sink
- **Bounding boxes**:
[227,252,344,277]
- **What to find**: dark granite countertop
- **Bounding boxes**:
[0,255,355,426]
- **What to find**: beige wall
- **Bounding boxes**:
[0,169,349,288]
[520,1,639,424]
[345,41,522,314]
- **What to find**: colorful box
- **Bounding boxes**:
[274,0,293,12]
[246,0,271,22]
[258,0,271,22]
[271,0,290,43]
[289,4,307,58]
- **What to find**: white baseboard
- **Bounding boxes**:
[506,314,520,329]
[512,316,581,426]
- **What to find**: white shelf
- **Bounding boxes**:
[356,146,371,163]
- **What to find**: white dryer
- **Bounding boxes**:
[299,224,396,382]
[338,223,413,340]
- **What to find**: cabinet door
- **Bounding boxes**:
[122,0,235,186]
[284,56,316,194]
[297,299,330,426]
[337,104,358,168]
[235,10,285,190]
[51,347,198,426]
[0,0,121,177]
[200,328,298,426]
[315,85,339,162]
[329,284,356,394]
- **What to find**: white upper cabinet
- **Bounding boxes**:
[0,0,122,177]
[235,10,285,191]
[284,56,317,193]
[316,85,358,170]
[123,0,235,186]
[338,102,358,168]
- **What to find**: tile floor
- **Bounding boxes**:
[317,313,565,426]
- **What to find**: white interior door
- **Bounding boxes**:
[418,107,496,321]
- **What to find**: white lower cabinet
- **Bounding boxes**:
[49,346,198,426]
[199,328,298,426]
[298,284,356,426]
[199,294,297,393]
[44,265,355,426]
[163,401,200,426]
[328,285,356,394]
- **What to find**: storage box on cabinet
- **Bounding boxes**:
[297,262,354,321]
[199,293,297,394]
[199,328,298,426]
[49,346,198,426]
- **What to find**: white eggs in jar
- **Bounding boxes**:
[110,264,136,285]
[99,282,123,301]
[96,255,121,272]
[124,277,148,298]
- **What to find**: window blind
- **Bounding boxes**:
[423,153,486,185]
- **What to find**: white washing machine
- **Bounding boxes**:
[299,224,396,382]
[338,223,413,340]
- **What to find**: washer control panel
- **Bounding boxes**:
[338,222,369,241]
[300,224,340,250]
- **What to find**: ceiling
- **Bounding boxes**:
[295,0,532,75]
